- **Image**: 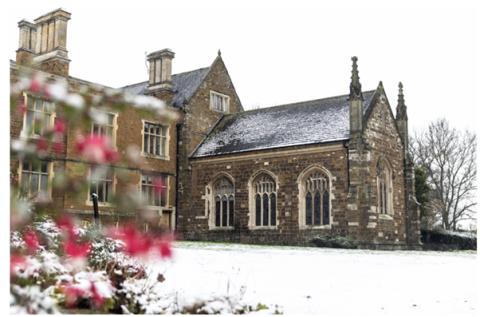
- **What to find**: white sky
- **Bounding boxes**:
[7,0,479,134]
[4,1,478,228]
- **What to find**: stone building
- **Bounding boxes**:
[10,8,422,249]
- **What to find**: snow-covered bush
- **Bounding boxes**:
[421,228,477,250]
[309,234,358,249]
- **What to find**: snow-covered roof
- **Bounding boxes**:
[117,67,210,109]
[191,90,375,158]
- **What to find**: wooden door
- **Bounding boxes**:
[161,212,171,230]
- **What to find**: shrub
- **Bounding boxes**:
[421,228,477,250]
[309,234,358,249]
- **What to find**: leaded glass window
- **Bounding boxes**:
[214,177,234,227]
[21,160,50,199]
[89,166,114,203]
[210,92,229,112]
[378,160,391,214]
[24,96,53,136]
[143,122,167,156]
[304,171,330,226]
[93,113,115,146]
[253,174,277,227]
[141,174,168,207]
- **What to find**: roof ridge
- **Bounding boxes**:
[229,89,376,116]
[172,66,210,77]
[116,67,210,90]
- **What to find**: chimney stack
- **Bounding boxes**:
[16,19,37,66]
[147,49,175,104]
[31,8,72,77]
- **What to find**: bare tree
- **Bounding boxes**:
[410,118,477,230]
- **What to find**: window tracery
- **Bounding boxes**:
[214,177,234,227]
[377,159,392,215]
[304,171,330,226]
[253,174,277,227]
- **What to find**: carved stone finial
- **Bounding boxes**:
[396,82,407,120]
[348,56,363,101]
[218,49,221,56]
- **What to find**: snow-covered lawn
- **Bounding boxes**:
[149,242,476,315]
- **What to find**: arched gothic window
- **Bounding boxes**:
[253,174,277,227]
[214,177,234,227]
[377,160,392,215]
[304,170,330,226]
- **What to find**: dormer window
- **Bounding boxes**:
[210,91,229,112]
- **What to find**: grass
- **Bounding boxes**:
[173,241,477,258]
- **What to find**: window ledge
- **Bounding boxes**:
[210,227,234,231]
[85,201,116,208]
[379,214,393,220]
[249,226,278,230]
[301,225,331,230]
[138,205,168,210]
[211,109,226,114]
[141,152,170,161]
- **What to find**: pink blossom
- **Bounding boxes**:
[17,102,27,116]
[24,229,39,253]
[37,139,47,152]
[159,240,172,258]
[54,120,66,133]
[64,241,91,259]
[10,254,27,277]
[56,214,78,239]
[54,141,63,154]
[64,285,84,308]
[153,178,165,195]
[75,135,118,163]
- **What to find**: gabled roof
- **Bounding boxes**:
[190,90,376,158]
[117,67,210,109]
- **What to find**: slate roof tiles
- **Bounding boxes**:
[191,90,375,158]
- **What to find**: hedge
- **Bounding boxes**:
[309,234,358,249]
[421,228,477,250]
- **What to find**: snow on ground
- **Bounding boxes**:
[147,242,476,315]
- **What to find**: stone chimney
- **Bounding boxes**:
[16,20,37,66]
[395,82,409,155]
[146,49,175,104]
[31,8,72,77]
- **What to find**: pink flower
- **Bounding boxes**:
[17,103,27,116]
[159,240,172,258]
[54,120,66,133]
[64,241,91,259]
[109,226,152,258]
[89,281,105,308]
[37,139,47,152]
[64,285,84,308]
[10,254,27,277]
[56,214,78,239]
[75,135,118,163]
[54,141,63,154]
[24,229,39,253]
[30,76,41,93]
[153,178,165,195]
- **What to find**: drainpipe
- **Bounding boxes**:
[175,122,181,232]
[343,140,350,187]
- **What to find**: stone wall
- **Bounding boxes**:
[10,63,179,231]
[363,91,407,245]
[177,57,244,232]
[179,142,350,245]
